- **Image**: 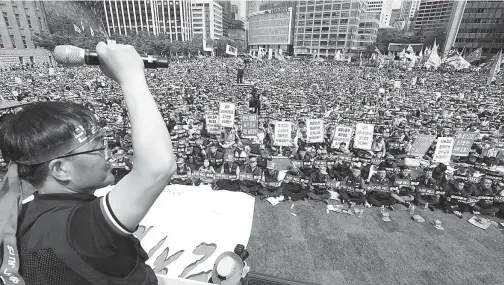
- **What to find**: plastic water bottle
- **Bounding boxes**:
[410,205,415,215]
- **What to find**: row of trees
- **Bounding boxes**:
[365,28,447,56]
[33,15,246,57]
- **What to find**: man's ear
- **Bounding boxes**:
[48,159,72,182]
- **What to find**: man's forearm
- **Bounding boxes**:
[121,78,175,173]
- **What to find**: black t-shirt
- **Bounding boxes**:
[19,192,150,284]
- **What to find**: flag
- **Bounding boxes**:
[359,53,362,66]
[425,48,442,70]
[268,48,273,60]
[81,20,84,32]
[465,47,482,63]
[74,24,82,33]
[487,50,502,85]
[335,50,342,61]
[90,26,94,37]
[347,56,351,64]
[406,45,414,54]
[445,55,471,70]
[225,44,238,56]
[374,47,382,56]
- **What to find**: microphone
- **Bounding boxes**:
[53,45,169,68]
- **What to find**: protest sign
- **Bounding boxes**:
[452,132,478,156]
[394,81,401,88]
[306,119,324,143]
[241,114,258,137]
[354,123,374,150]
[14,77,22,84]
[218,102,235,127]
[274,121,292,146]
[408,135,436,157]
[433,137,454,163]
[48,68,55,76]
[331,125,353,148]
[205,113,220,134]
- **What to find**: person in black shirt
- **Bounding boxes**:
[216,154,241,191]
[282,163,309,202]
[292,148,313,176]
[308,166,331,203]
[239,156,263,195]
[413,167,439,211]
[259,161,282,199]
[206,143,224,171]
[368,167,396,208]
[469,177,499,216]
[171,157,193,185]
[339,166,367,207]
[0,43,176,284]
[440,178,470,218]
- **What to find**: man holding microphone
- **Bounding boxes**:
[0,42,175,284]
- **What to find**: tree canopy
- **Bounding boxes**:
[33,14,246,57]
[373,28,447,54]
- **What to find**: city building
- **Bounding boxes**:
[413,0,455,32]
[102,0,193,41]
[396,0,420,31]
[229,17,244,47]
[367,0,393,28]
[217,0,231,37]
[248,1,296,54]
[230,18,244,30]
[0,0,52,66]
[389,8,401,27]
[246,0,260,19]
[229,27,245,48]
[231,4,238,14]
[357,12,380,51]
[444,0,504,60]
[293,0,368,57]
[192,0,223,40]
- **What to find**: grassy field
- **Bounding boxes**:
[246,199,504,285]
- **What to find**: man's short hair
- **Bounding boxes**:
[0,102,98,186]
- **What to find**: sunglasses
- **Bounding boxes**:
[55,147,109,159]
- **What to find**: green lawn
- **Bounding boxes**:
[247,199,504,285]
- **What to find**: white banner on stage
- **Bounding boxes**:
[92,185,255,282]
[354,123,374,150]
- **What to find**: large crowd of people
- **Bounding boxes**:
[1,56,504,221]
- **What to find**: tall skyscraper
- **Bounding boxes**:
[396,0,420,31]
[390,8,401,27]
[217,1,231,37]
[358,11,380,50]
[413,0,455,32]
[444,0,504,59]
[0,0,52,66]
[367,0,393,28]
[102,0,193,41]
[192,0,223,40]
[294,0,368,56]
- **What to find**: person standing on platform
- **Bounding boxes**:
[237,58,245,84]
